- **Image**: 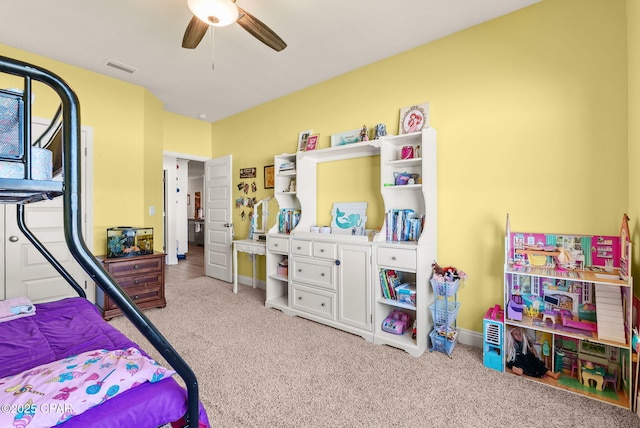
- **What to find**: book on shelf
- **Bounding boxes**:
[278,208,301,234]
[379,269,402,300]
[279,162,295,172]
[385,209,424,242]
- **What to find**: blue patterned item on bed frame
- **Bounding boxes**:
[0,89,53,180]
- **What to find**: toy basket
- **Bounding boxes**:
[430,279,460,297]
[429,300,461,326]
[429,328,458,355]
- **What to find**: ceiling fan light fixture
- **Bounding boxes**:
[187,0,238,27]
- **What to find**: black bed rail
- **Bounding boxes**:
[0,55,200,428]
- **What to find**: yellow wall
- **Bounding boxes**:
[214,0,629,332]
[143,90,165,247]
[628,1,640,291]
[0,47,211,254]
[163,111,212,157]
[0,0,634,334]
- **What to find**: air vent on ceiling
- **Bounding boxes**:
[105,60,137,74]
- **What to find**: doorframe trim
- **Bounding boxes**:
[163,151,211,266]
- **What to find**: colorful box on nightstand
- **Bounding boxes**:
[483,305,504,372]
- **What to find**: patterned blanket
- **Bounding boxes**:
[0,347,174,427]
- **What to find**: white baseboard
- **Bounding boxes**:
[456,327,483,348]
[237,274,266,290]
[239,275,485,348]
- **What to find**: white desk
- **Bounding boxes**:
[232,239,266,293]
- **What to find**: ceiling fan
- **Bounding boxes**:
[181,0,287,52]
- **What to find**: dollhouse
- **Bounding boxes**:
[503,214,633,409]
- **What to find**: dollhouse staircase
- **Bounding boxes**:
[594,284,626,343]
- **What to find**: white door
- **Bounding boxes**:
[204,155,233,282]
[3,122,92,303]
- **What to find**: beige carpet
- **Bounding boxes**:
[109,277,640,427]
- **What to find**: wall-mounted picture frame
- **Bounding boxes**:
[306,134,319,151]
[298,130,312,152]
[264,165,274,189]
[240,167,256,179]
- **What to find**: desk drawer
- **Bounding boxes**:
[292,284,335,320]
[268,236,289,253]
[291,257,336,290]
[236,241,266,255]
[291,239,312,256]
[376,246,417,271]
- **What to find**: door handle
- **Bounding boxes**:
[8,236,19,242]
[224,223,234,228]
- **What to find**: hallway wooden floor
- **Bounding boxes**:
[165,244,204,283]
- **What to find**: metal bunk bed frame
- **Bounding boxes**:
[0,55,200,428]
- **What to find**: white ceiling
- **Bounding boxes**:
[0,0,540,123]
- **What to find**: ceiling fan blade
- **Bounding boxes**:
[182,15,210,49]
[236,7,287,52]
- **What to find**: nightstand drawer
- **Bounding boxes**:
[267,236,289,253]
[105,257,163,277]
[127,285,162,304]
[376,246,417,270]
[292,284,335,320]
[115,273,162,289]
[103,285,162,310]
[313,241,336,259]
[291,239,312,256]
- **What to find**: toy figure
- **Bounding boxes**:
[505,326,560,379]
[359,124,369,142]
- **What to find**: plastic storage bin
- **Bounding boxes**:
[429,328,458,355]
[430,279,460,297]
[429,300,461,327]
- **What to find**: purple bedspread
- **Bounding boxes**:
[0,297,209,428]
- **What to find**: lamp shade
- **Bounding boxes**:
[187,0,239,27]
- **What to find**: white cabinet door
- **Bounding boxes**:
[337,244,371,331]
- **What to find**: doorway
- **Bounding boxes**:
[162,152,233,283]
[162,152,207,271]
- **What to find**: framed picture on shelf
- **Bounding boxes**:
[298,130,312,152]
[399,102,430,134]
[305,134,319,151]
[264,165,274,189]
[330,129,360,147]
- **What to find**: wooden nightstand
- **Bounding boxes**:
[95,252,166,320]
